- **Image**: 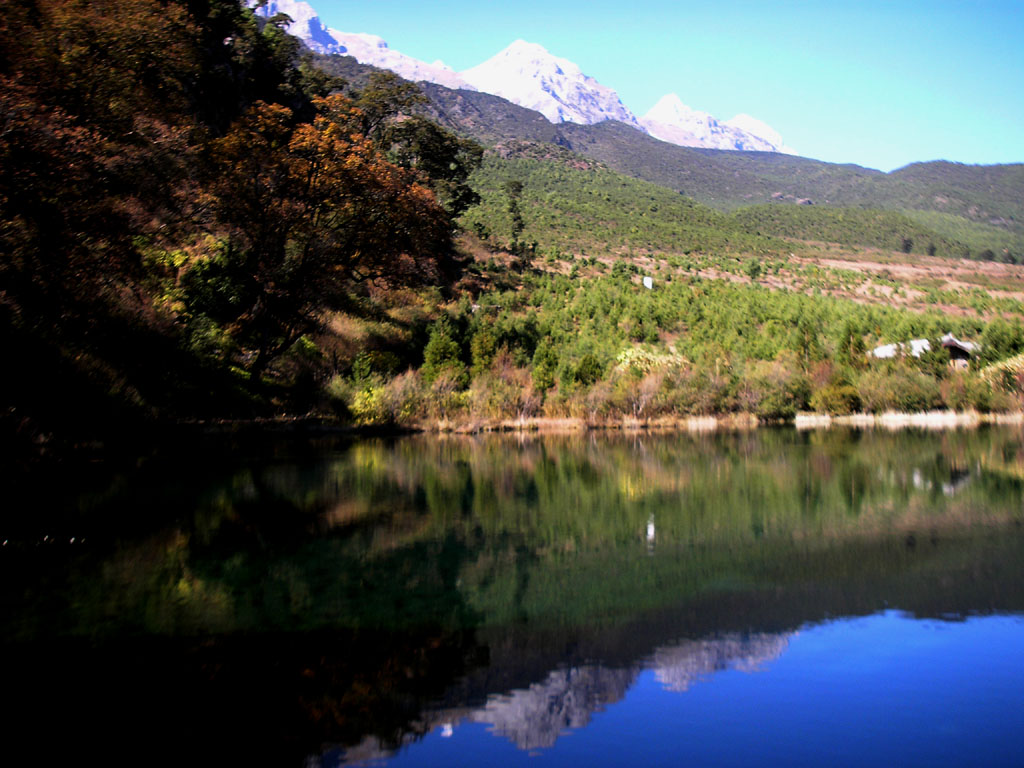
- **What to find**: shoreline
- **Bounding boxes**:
[793,410,1024,431]
[414,410,1024,434]
[12,410,1023,470]
[176,410,1024,436]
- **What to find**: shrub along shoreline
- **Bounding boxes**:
[417,409,1024,433]
[175,409,1023,436]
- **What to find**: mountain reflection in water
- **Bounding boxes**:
[2,427,1024,766]
[650,632,789,691]
[338,631,792,763]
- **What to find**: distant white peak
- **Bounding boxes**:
[640,93,783,153]
[725,113,778,145]
[327,29,472,90]
[725,114,796,154]
[644,94,713,125]
[250,0,342,54]
[336,31,389,52]
[482,39,581,76]
[460,40,639,128]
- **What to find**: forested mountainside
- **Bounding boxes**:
[312,53,1024,256]
[554,122,1024,229]
[3,3,1024,464]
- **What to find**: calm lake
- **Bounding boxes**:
[3,427,1024,766]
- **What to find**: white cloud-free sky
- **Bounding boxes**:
[311,0,1023,172]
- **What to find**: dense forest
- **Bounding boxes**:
[3,0,1024,463]
[0,0,479,457]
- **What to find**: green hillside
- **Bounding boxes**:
[890,161,1024,226]
[727,205,964,258]
[458,147,788,258]
[899,209,1024,261]
[308,55,1023,255]
[419,83,564,145]
[556,123,1024,237]
[458,144,1002,266]
[418,82,1024,256]
[555,121,886,208]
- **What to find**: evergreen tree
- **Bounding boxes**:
[421,317,467,386]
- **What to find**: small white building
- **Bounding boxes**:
[870,333,978,369]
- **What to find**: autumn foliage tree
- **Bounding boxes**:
[1,0,478,450]
[191,95,453,378]
[1,0,198,316]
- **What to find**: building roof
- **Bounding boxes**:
[940,333,978,354]
[870,333,977,359]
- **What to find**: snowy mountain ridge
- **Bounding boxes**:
[460,40,641,128]
[249,0,792,154]
[640,94,792,153]
[325,29,473,90]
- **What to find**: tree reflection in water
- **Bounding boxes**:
[1,427,1023,764]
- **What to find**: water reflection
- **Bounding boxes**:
[2,427,1024,765]
[338,631,794,762]
[366,613,1024,768]
[650,632,790,692]
[321,610,1024,768]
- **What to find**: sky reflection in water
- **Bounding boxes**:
[375,612,1024,768]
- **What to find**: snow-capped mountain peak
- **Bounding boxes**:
[482,39,578,76]
[643,94,720,137]
[725,114,797,155]
[248,1,792,155]
[326,29,472,90]
[641,94,788,153]
[251,0,343,54]
[646,94,708,124]
[460,40,640,128]
[725,113,781,147]
[248,1,471,88]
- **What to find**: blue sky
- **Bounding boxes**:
[312,0,1023,172]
